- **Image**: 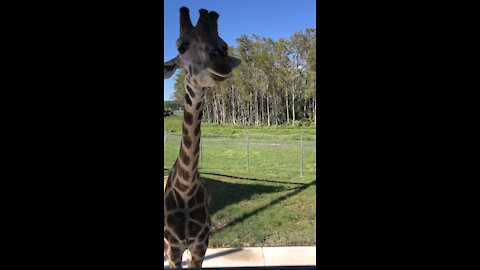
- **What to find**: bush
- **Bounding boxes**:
[164,110,174,117]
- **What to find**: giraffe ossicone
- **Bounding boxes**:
[163,7,241,269]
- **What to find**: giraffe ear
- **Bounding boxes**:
[164,56,180,79]
[229,56,241,69]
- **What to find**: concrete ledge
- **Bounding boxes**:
[164,246,316,268]
[263,247,316,266]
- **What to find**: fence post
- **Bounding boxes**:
[300,130,304,176]
[314,136,316,173]
[164,130,167,144]
[246,131,250,171]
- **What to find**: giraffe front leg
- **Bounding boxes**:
[187,244,208,268]
[165,243,185,269]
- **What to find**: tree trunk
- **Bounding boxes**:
[222,96,226,125]
[249,95,252,125]
[205,99,210,123]
[285,90,289,125]
[231,86,236,125]
[260,93,264,125]
[244,101,247,125]
[275,96,279,125]
[255,90,259,126]
[266,93,271,126]
[292,86,296,126]
[304,96,307,118]
[212,91,218,124]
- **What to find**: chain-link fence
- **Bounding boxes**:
[164,131,316,177]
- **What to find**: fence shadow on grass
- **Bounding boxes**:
[204,177,286,216]
[211,178,316,235]
[201,171,307,186]
[164,169,312,186]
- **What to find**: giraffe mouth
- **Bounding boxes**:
[207,68,230,81]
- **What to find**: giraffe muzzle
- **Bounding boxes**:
[207,67,231,81]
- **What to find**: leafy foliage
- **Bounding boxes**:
[172,28,317,126]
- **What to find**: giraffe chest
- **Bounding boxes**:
[164,179,210,230]
[164,177,209,209]
[164,188,211,245]
[164,184,210,218]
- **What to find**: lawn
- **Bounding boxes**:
[164,114,317,136]
[163,113,317,247]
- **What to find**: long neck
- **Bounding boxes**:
[172,80,205,191]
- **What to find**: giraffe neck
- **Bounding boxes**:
[171,80,205,193]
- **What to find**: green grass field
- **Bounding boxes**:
[164,113,316,247]
[164,114,317,136]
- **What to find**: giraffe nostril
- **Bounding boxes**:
[209,52,218,59]
[209,49,225,60]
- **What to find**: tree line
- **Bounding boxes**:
[164,100,181,112]
[171,28,316,127]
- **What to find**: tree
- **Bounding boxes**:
[172,71,186,110]
[170,29,317,127]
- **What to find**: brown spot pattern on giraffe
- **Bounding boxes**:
[194,122,201,136]
[188,197,197,208]
[188,220,203,236]
[198,226,209,241]
[169,246,183,261]
[187,86,196,98]
[192,158,199,171]
[167,212,184,231]
[183,134,193,149]
[175,178,190,192]
[195,189,205,204]
[185,93,192,106]
[187,183,198,196]
[177,164,190,181]
[179,146,190,166]
[194,137,201,156]
[173,188,185,208]
[184,111,193,125]
[165,191,176,211]
[190,207,207,224]
[171,221,185,239]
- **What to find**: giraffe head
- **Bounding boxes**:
[164,7,241,87]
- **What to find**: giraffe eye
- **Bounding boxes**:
[178,45,188,54]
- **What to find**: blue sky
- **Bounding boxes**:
[164,0,316,101]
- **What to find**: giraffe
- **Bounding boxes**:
[163,7,241,268]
